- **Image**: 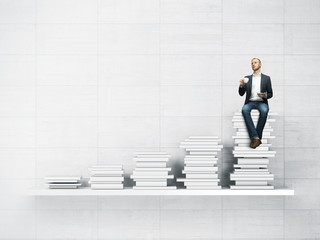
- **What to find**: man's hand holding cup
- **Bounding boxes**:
[240,77,249,87]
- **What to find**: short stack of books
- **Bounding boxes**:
[88,165,124,190]
[177,136,223,189]
[131,152,176,190]
[45,176,82,189]
[230,110,277,189]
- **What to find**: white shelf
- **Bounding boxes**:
[26,187,294,196]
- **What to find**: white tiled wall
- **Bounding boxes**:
[0,0,319,239]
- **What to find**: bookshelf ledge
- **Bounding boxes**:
[27,187,294,196]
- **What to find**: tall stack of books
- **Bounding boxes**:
[131,152,176,190]
[88,165,124,190]
[177,136,223,189]
[230,110,277,189]
[45,176,82,189]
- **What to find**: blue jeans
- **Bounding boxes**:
[241,101,269,140]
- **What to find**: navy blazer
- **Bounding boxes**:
[238,73,273,105]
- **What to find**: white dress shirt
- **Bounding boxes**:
[249,72,263,101]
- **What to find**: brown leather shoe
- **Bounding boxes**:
[250,138,262,149]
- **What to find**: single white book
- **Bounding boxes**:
[90,176,124,182]
[186,186,222,190]
[234,164,268,168]
[177,178,220,182]
[184,166,218,171]
[235,181,268,186]
[136,181,167,187]
[133,157,169,162]
[230,185,274,190]
[134,167,171,171]
[231,177,273,181]
[136,162,167,168]
[234,169,268,172]
[132,171,170,176]
[45,176,81,182]
[91,184,123,190]
[133,186,177,190]
[189,151,218,155]
[186,173,218,179]
[131,175,174,179]
[184,181,219,186]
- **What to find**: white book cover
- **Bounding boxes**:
[136,162,167,168]
[132,178,168,182]
[184,139,219,143]
[230,185,274,190]
[134,167,171,171]
[237,160,270,165]
[135,154,171,158]
[90,165,122,169]
[132,186,177,190]
[184,166,218,171]
[180,142,220,145]
[231,177,274,181]
[132,171,170,176]
[91,185,123,190]
[185,148,221,152]
[131,175,174,179]
[235,181,268,186]
[231,174,274,178]
[177,178,220,182]
[45,176,81,182]
[189,151,217,155]
[185,156,218,160]
[136,181,167,187]
[133,151,168,155]
[184,181,219,186]
[133,157,169,162]
[47,183,81,188]
[234,169,268,172]
[186,173,218,179]
[45,180,80,183]
[188,136,219,139]
[183,170,218,174]
[184,163,217,167]
[234,164,268,168]
[233,172,270,175]
[90,176,124,182]
[48,185,80,189]
[186,186,222,190]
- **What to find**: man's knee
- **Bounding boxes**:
[259,104,269,116]
[242,105,250,115]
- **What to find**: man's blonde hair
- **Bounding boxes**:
[251,58,261,64]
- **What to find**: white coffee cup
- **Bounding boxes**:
[243,77,249,84]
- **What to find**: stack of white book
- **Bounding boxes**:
[131,152,176,190]
[45,176,82,189]
[230,110,277,189]
[177,136,223,189]
[88,165,124,190]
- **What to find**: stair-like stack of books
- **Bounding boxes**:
[45,176,82,189]
[177,136,223,189]
[88,165,124,190]
[230,110,277,189]
[131,152,176,190]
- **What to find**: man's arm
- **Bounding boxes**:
[238,82,246,96]
[266,76,273,99]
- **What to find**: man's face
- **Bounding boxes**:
[251,59,261,71]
